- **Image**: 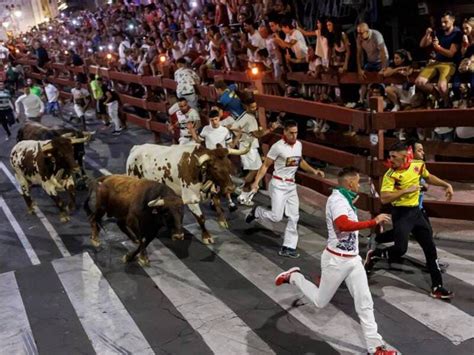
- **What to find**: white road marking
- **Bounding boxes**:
[142,239,276,355]
[186,220,382,354]
[0,196,40,265]
[84,157,112,176]
[0,162,71,257]
[0,272,39,355]
[52,253,154,354]
[405,243,474,287]
[381,286,474,345]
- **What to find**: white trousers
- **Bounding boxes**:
[255,179,299,249]
[73,104,85,118]
[106,101,121,131]
[290,250,384,352]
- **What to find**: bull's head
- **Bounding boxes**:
[197,144,250,195]
[147,195,193,241]
[41,137,85,174]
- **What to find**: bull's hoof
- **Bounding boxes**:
[172,234,185,241]
[138,256,150,267]
[122,253,134,263]
[218,220,229,229]
[60,214,71,223]
[27,208,36,215]
[202,237,214,244]
[90,238,101,248]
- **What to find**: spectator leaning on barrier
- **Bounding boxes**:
[174,57,201,110]
[356,23,389,76]
[242,18,266,65]
[275,18,308,72]
[32,40,49,74]
[415,11,462,109]
[15,86,44,123]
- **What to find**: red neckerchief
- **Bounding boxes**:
[282,135,296,147]
[384,146,414,170]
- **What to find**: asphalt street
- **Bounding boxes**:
[0,107,472,355]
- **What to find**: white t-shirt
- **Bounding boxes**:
[285,29,308,60]
[44,84,59,103]
[267,139,302,180]
[71,88,90,102]
[200,125,232,149]
[177,108,201,138]
[232,112,259,149]
[247,31,266,62]
[174,67,200,96]
[326,189,359,255]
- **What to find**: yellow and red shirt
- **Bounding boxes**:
[381,160,430,207]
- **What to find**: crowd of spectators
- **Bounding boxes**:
[0,1,473,142]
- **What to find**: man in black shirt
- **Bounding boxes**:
[33,41,49,74]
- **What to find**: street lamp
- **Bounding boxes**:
[250,67,259,76]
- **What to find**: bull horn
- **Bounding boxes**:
[148,198,165,207]
[198,154,210,166]
[227,143,251,156]
[61,132,75,138]
[69,136,90,144]
[41,141,53,152]
[82,131,95,138]
[201,180,213,193]
[182,198,201,205]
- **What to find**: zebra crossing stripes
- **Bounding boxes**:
[52,253,154,355]
[381,286,474,345]
[185,220,378,354]
[0,272,38,355]
[0,196,40,266]
[142,239,276,355]
[0,161,71,258]
[405,243,474,286]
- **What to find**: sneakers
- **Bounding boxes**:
[370,345,398,355]
[430,285,454,299]
[245,205,257,223]
[112,129,122,136]
[275,266,301,286]
[278,246,300,259]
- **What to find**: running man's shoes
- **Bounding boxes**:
[430,285,454,299]
[275,267,301,286]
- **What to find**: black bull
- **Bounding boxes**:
[83,175,185,267]
[17,122,91,189]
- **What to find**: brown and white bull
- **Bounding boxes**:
[126,143,249,244]
[17,121,93,188]
[10,136,89,222]
[84,175,185,266]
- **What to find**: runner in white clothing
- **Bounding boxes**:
[169,97,201,145]
[245,120,324,258]
[274,167,396,355]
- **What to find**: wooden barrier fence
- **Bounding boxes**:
[16,58,474,220]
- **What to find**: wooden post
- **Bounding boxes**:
[368,96,385,218]
[252,74,267,130]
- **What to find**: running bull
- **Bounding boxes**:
[84,175,186,266]
[126,143,249,244]
[10,135,89,222]
[17,122,93,189]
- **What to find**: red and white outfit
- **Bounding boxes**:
[289,188,386,353]
[254,138,302,249]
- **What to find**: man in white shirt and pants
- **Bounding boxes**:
[246,120,324,258]
[273,167,396,355]
[15,86,44,122]
[170,97,201,145]
[174,57,200,109]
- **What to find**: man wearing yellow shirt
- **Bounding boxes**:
[90,75,109,126]
[364,142,454,299]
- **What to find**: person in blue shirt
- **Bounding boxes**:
[215,80,245,119]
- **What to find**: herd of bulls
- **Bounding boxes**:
[9,121,250,266]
